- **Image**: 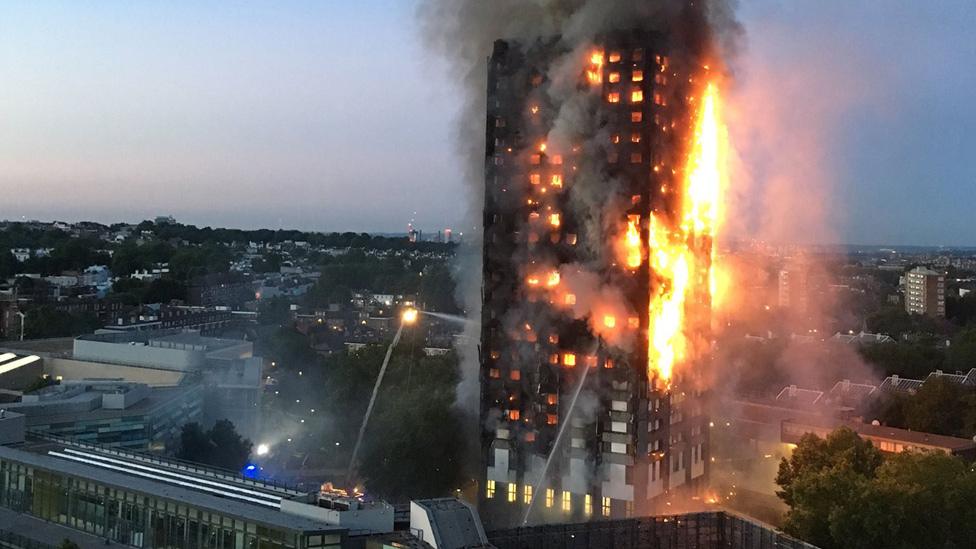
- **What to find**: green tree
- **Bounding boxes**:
[903,377,968,436]
[177,420,253,471]
[946,328,976,373]
[22,306,101,339]
[776,428,883,548]
[257,298,292,326]
[777,427,976,549]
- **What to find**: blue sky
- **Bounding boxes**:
[0,1,973,245]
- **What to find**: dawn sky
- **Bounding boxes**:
[1,1,974,245]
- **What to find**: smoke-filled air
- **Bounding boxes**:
[419,0,754,526]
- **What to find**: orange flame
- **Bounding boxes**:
[624,215,642,269]
[586,52,604,85]
[646,81,726,387]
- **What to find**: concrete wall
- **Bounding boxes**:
[73,338,204,370]
[0,412,25,445]
[280,499,394,535]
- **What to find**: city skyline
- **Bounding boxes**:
[1,1,974,246]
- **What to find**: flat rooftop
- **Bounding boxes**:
[0,435,343,534]
[0,337,74,355]
[14,385,194,425]
[78,329,245,352]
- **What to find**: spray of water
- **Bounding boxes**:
[421,310,474,327]
[521,362,593,525]
[345,321,407,488]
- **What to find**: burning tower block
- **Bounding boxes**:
[480,28,720,527]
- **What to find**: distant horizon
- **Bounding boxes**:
[4,215,975,251]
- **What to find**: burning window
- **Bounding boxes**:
[603,315,616,328]
[628,316,640,329]
[525,432,536,443]
[490,350,500,359]
[631,194,641,205]
[548,334,559,344]
[607,92,620,104]
[630,152,642,164]
[631,111,643,122]
[530,105,540,115]
[550,154,563,165]
[510,370,521,381]
[550,174,563,187]
[607,152,619,163]
[585,355,597,368]
[608,52,621,63]
[486,480,496,498]
[563,353,576,367]
[611,134,621,144]
[528,212,540,222]
[547,394,558,405]
[655,73,667,85]
[549,214,561,227]
[567,234,578,245]
[527,232,540,243]
[564,293,576,305]
[631,89,644,103]
[604,358,614,369]
[547,414,558,425]
[586,52,604,85]
[550,354,559,365]
[632,70,644,82]
[608,72,621,83]
[631,132,641,143]
[508,409,520,421]
[654,93,665,106]
[529,173,541,185]
[530,154,541,165]
[489,368,500,379]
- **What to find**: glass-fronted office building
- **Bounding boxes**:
[0,438,344,548]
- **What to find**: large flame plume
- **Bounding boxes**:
[647,80,727,387]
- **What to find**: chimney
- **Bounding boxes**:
[788,385,797,398]
[891,374,899,387]
[841,379,850,392]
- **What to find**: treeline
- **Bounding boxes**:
[134,220,455,253]
[1,220,457,280]
[305,250,460,312]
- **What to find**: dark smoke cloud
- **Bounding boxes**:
[418,0,742,407]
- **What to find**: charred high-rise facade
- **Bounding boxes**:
[479,25,718,528]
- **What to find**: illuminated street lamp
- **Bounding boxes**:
[401,307,418,325]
